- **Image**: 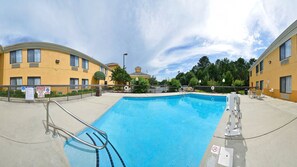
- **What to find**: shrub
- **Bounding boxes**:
[188,77,198,87]
[207,80,219,86]
[131,77,150,93]
[168,79,181,92]
[233,80,245,86]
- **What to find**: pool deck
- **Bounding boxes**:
[0,93,296,166]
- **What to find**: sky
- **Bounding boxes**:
[0,0,296,80]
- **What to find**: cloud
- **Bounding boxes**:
[0,0,296,80]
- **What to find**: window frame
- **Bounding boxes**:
[280,39,292,61]
[82,79,89,89]
[280,76,292,93]
[70,78,79,89]
[10,50,22,64]
[256,65,259,74]
[27,49,41,63]
[259,60,264,72]
[70,55,79,67]
[10,77,22,90]
[27,77,41,86]
[82,58,89,70]
[260,80,264,90]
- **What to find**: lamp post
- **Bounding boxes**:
[198,80,201,85]
[222,78,225,85]
[123,53,128,69]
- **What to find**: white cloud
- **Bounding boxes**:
[0,0,296,80]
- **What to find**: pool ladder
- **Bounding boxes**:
[45,100,108,150]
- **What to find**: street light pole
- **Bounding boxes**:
[123,53,128,69]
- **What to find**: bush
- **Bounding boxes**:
[188,77,198,87]
[168,79,181,92]
[131,77,150,93]
[233,80,245,86]
[207,80,219,86]
[10,90,25,98]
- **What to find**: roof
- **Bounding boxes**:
[130,72,151,77]
[106,63,120,66]
[3,42,110,69]
[0,45,3,54]
[249,20,297,71]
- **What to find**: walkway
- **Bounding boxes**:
[0,93,296,166]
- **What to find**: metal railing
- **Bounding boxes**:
[46,100,108,150]
[0,84,251,102]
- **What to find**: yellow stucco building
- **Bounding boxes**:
[0,42,113,90]
[249,20,297,102]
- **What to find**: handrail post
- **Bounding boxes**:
[80,85,83,99]
[67,86,69,101]
[45,101,50,134]
[8,86,11,102]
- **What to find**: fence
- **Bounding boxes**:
[0,84,250,103]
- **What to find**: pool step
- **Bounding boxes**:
[86,133,99,167]
[85,132,126,167]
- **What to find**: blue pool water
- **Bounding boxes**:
[64,94,226,167]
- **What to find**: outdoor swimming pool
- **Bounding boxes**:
[64,94,226,167]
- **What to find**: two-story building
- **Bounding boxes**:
[0,42,113,90]
[249,20,297,102]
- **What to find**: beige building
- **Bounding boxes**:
[249,20,297,102]
[130,66,151,79]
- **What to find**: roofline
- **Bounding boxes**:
[106,63,120,66]
[249,20,297,71]
[3,42,110,70]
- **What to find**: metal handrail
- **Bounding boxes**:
[45,100,108,150]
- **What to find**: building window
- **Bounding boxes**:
[10,50,22,64]
[100,66,105,74]
[27,49,41,63]
[27,77,41,86]
[70,55,79,67]
[256,81,259,89]
[70,78,79,89]
[260,60,264,72]
[249,71,252,77]
[256,65,259,74]
[280,76,292,93]
[280,39,291,61]
[260,80,264,90]
[10,77,22,90]
[82,59,89,70]
[82,79,89,89]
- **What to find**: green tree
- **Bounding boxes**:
[197,56,211,70]
[185,71,195,85]
[131,77,150,93]
[188,77,198,87]
[160,79,168,86]
[223,71,233,86]
[168,79,181,92]
[148,76,158,86]
[248,58,257,66]
[111,66,131,85]
[206,64,219,81]
[176,72,187,85]
[93,71,106,84]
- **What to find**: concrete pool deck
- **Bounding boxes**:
[0,93,296,166]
